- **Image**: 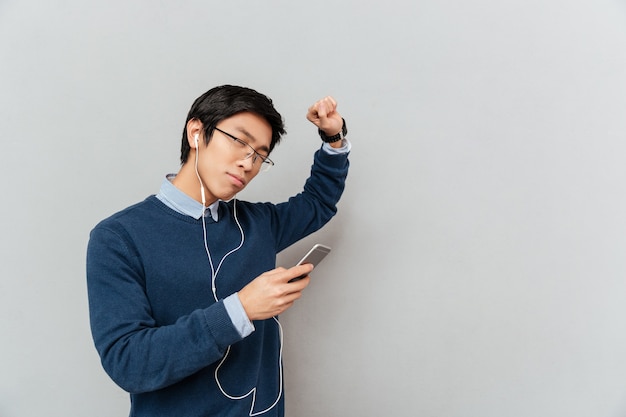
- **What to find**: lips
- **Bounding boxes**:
[228,173,246,188]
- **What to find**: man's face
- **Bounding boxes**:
[196,111,273,204]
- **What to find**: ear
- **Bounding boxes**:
[186,119,204,149]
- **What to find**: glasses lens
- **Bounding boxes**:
[259,159,272,172]
[217,128,273,172]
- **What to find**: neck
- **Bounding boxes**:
[172,162,215,206]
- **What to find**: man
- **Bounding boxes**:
[86,85,350,416]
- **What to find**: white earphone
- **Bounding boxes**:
[193,133,206,205]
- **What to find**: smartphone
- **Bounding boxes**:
[289,244,332,282]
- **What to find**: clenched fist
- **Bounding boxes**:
[307,96,344,145]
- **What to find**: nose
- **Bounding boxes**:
[238,153,256,171]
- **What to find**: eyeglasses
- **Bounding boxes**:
[213,127,275,172]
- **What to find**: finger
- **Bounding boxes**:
[287,275,310,290]
[315,100,329,119]
[323,96,337,113]
[274,300,295,316]
[293,263,314,278]
[284,287,305,303]
[307,103,322,122]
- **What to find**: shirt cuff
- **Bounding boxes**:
[322,138,351,154]
[223,293,255,338]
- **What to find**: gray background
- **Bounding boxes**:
[2,1,626,416]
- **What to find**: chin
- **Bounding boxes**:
[219,191,239,202]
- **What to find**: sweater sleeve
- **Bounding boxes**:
[272,144,350,252]
[86,224,243,394]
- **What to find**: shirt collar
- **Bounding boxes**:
[156,173,219,221]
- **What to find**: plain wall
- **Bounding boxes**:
[2,1,626,416]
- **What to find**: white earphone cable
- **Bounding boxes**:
[194,138,283,415]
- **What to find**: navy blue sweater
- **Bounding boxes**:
[86,147,349,416]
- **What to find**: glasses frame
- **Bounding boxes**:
[213,127,275,172]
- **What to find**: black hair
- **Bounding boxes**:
[180,85,286,164]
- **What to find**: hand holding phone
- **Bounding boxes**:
[288,244,331,282]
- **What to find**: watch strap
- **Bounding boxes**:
[318,118,347,143]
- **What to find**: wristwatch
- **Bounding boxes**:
[318,118,347,143]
